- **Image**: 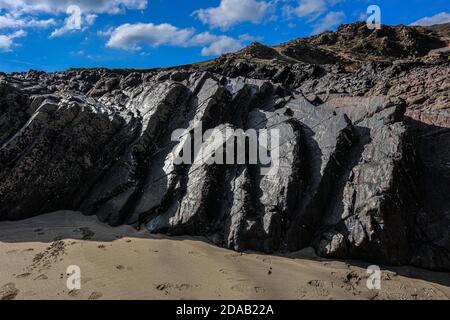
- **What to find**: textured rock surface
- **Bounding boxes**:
[1,22,449,270]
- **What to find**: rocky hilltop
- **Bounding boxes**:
[1,22,449,270]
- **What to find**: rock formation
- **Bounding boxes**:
[1,22,449,270]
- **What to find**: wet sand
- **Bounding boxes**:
[0,211,449,300]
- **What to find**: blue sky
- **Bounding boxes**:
[0,0,449,72]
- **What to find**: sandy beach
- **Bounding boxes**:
[0,211,448,300]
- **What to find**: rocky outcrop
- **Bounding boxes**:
[1,22,449,271]
[405,110,450,270]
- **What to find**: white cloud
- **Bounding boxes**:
[85,13,97,25]
[0,29,26,51]
[295,0,326,19]
[106,23,195,50]
[97,27,114,37]
[0,35,13,50]
[0,0,148,41]
[311,11,345,34]
[106,22,248,56]
[410,12,450,26]
[280,0,346,34]
[49,6,97,38]
[283,0,344,22]
[200,36,243,56]
[191,31,245,56]
[239,33,262,42]
[194,0,270,30]
[0,13,55,29]
[0,0,147,15]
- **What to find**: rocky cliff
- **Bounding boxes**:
[1,22,449,270]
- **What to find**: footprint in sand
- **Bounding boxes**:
[231,284,266,294]
[1,283,19,300]
[254,286,266,294]
[340,271,362,296]
[225,253,243,260]
[16,273,31,279]
[88,292,103,300]
[34,274,48,280]
[255,256,272,264]
[295,280,333,299]
[155,283,198,295]
[307,280,332,297]
[68,290,79,297]
[381,272,397,281]
[219,268,247,281]
[420,286,448,300]
[296,286,309,299]
[219,268,233,275]
[29,240,66,272]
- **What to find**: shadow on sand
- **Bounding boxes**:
[0,210,448,290]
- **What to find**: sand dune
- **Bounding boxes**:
[0,211,448,300]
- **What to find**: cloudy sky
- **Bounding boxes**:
[0,0,449,72]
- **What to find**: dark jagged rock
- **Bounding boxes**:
[0,22,449,271]
[313,97,419,264]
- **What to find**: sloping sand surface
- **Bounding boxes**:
[0,211,449,300]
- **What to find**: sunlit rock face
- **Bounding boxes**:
[1,22,449,271]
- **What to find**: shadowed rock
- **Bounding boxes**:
[1,22,449,271]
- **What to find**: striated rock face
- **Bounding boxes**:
[1,22,449,271]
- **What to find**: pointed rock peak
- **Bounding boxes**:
[235,41,280,60]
